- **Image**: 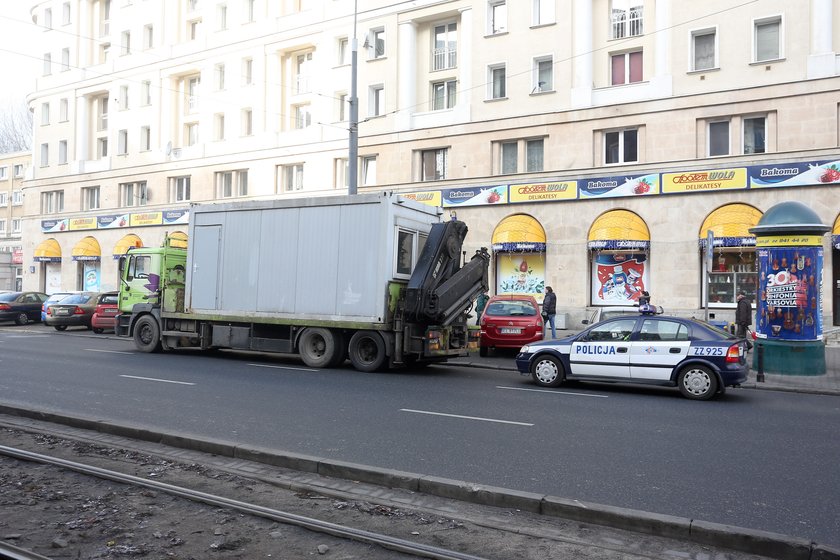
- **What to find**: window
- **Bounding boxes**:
[242,58,252,85]
[369,85,384,117]
[214,113,225,140]
[140,125,151,150]
[754,16,781,62]
[59,140,68,164]
[40,143,49,167]
[12,191,22,205]
[0,194,5,208]
[61,48,70,71]
[488,0,507,34]
[292,104,311,129]
[421,148,447,181]
[186,122,198,145]
[41,190,65,213]
[708,120,729,156]
[432,80,457,110]
[610,1,643,39]
[533,56,553,92]
[361,155,377,186]
[143,24,154,49]
[171,176,191,202]
[215,63,225,90]
[337,37,349,66]
[281,164,304,191]
[501,141,517,174]
[489,64,506,99]
[62,2,71,25]
[141,80,151,105]
[98,42,110,64]
[120,181,147,206]
[118,129,128,154]
[532,0,555,26]
[186,76,200,112]
[337,92,348,121]
[691,29,717,71]
[498,138,544,174]
[395,229,421,277]
[216,170,248,197]
[41,103,50,126]
[611,50,642,85]
[11,219,20,234]
[295,52,312,94]
[217,3,227,30]
[60,98,69,121]
[82,186,101,210]
[0,167,6,180]
[743,116,766,154]
[605,128,638,164]
[120,30,131,55]
[246,0,255,22]
[96,95,109,131]
[241,108,252,136]
[526,139,544,172]
[188,19,201,40]
[334,158,349,189]
[97,137,108,158]
[369,28,385,59]
[43,53,51,76]
[45,7,53,28]
[0,220,5,234]
[119,84,129,109]
[13,165,23,177]
[432,23,457,71]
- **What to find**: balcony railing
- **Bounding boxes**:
[432,47,457,71]
[611,6,643,39]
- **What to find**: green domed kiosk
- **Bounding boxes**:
[749,201,830,376]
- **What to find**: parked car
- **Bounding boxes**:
[91,291,119,333]
[516,311,748,400]
[0,292,49,325]
[41,292,75,322]
[479,295,543,357]
[45,292,101,331]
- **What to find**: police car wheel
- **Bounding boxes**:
[678,365,718,400]
[531,355,564,388]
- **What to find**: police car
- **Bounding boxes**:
[515,311,749,400]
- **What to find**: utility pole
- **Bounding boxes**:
[348,0,359,195]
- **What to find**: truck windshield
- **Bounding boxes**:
[127,256,150,280]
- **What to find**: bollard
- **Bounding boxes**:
[756,343,765,383]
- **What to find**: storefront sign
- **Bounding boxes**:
[579,173,658,198]
[68,217,97,231]
[756,246,822,341]
[163,209,189,224]
[130,212,164,227]
[441,186,508,207]
[749,159,840,188]
[98,214,130,229]
[12,249,23,265]
[41,209,189,233]
[509,181,578,203]
[401,191,442,207]
[40,219,69,233]
[662,168,747,193]
[756,235,825,247]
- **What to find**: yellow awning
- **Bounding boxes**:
[491,214,546,251]
[113,234,143,258]
[699,203,763,240]
[72,236,101,261]
[168,231,188,249]
[833,214,840,236]
[588,210,650,242]
[34,238,62,262]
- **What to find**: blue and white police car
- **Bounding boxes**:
[515,311,749,400]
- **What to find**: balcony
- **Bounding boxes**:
[610,6,643,39]
[432,47,457,71]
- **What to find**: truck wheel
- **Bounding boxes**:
[299,328,343,368]
[133,315,162,353]
[348,331,386,372]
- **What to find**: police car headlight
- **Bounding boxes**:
[520,345,533,354]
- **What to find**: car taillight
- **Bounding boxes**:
[726,344,741,363]
[427,330,442,351]
[73,306,85,315]
[47,307,53,316]
[0,304,10,311]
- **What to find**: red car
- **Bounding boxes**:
[91,291,120,334]
[479,295,543,356]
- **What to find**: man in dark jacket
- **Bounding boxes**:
[735,292,752,348]
[543,286,557,339]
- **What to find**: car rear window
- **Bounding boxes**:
[486,301,537,317]
[60,294,93,304]
[0,293,18,302]
[100,294,119,305]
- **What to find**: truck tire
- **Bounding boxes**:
[299,328,344,368]
[348,330,386,372]
[133,315,163,353]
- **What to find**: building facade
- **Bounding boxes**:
[22,0,840,328]
[0,152,28,291]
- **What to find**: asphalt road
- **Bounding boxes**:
[1,324,839,549]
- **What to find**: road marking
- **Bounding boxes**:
[120,375,195,386]
[496,386,608,398]
[248,363,319,372]
[400,409,533,426]
[87,349,134,355]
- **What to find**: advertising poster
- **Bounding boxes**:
[163,209,190,224]
[401,191,442,207]
[509,181,578,203]
[83,262,100,292]
[579,173,659,199]
[41,219,69,233]
[749,159,840,188]
[756,246,822,341]
[496,253,546,302]
[662,168,747,194]
[441,185,508,207]
[130,212,163,227]
[68,217,97,231]
[592,253,649,303]
[98,214,131,229]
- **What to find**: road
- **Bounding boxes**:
[1,324,839,549]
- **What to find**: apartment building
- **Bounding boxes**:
[22,0,840,328]
[0,152,27,291]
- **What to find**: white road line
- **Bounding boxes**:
[400,409,533,426]
[120,375,195,386]
[248,363,319,372]
[496,386,608,398]
[86,348,134,355]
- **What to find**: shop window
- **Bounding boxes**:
[706,250,758,306]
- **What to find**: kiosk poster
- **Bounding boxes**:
[756,246,822,341]
[592,253,648,303]
[496,253,546,302]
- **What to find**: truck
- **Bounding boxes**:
[115,192,490,371]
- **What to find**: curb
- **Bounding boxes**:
[0,404,837,560]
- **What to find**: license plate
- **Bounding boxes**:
[103,309,116,315]
[500,327,522,334]
[55,308,70,316]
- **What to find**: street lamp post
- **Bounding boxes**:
[348,0,359,195]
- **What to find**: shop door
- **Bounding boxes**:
[45,263,62,294]
[833,247,840,326]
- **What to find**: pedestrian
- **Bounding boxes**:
[542,286,557,339]
[735,292,753,349]
[475,291,489,325]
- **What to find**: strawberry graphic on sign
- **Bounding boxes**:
[818,164,840,183]
[633,178,652,194]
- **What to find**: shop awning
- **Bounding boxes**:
[587,210,650,250]
[33,238,61,262]
[113,234,143,259]
[168,231,188,249]
[699,203,762,248]
[491,215,546,252]
[72,236,101,261]
[833,215,840,250]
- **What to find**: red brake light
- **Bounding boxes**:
[73,306,85,315]
[0,304,10,311]
[725,344,741,363]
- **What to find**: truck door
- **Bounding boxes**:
[191,225,222,310]
[119,253,159,312]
